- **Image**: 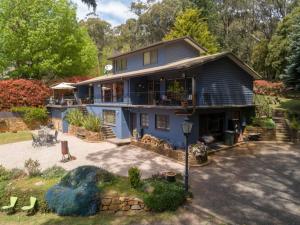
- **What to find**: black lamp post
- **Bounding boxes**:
[181,116,193,192]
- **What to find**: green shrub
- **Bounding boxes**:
[24,159,41,177]
[143,180,186,212]
[82,114,101,132]
[42,166,67,179]
[12,106,48,125]
[65,109,84,127]
[290,116,300,130]
[10,168,26,179]
[128,167,141,189]
[252,117,276,129]
[0,165,11,182]
[261,118,276,129]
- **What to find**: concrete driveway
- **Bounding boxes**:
[0,132,183,178]
[189,142,300,225]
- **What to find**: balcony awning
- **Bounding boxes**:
[51,82,75,90]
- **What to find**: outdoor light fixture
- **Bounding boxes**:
[181,116,193,192]
[182,117,193,135]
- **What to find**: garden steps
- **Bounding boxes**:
[78,106,88,116]
[101,126,116,139]
[274,114,291,142]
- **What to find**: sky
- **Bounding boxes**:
[72,0,137,27]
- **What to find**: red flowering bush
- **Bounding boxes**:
[254,80,285,96]
[0,79,51,111]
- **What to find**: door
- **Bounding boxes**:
[130,113,137,136]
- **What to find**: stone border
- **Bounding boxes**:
[68,125,103,142]
[100,196,149,214]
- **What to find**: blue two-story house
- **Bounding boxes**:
[49,37,259,148]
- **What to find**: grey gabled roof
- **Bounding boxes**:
[107,36,207,60]
[76,52,261,86]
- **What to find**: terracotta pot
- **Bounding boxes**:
[166,171,176,182]
[181,101,188,108]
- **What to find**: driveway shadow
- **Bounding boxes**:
[85,145,184,178]
[190,142,300,225]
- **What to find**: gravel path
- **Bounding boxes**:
[0,132,184,178]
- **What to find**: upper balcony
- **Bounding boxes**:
[93,91,254,108]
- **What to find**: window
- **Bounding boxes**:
[140,113,149,128]
[116,58,127,72]
[143,50,158,65]
[155,114,170,130]
[103,110,116,125]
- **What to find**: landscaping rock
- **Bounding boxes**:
[100,195,147,214]
[131,204,141,210]
[101,198,112,206]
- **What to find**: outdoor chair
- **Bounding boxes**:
[21,197,37,215]
[47,130,58,144]
[1,196,18,214]
[32,134,42,148]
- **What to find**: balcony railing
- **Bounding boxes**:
[46,97,93,106]
[47,92,254,107]
[95,91,254,107]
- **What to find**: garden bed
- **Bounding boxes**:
[244,126,276,141]
[68,125,103,142]
[0,165,187,217]
[0,112,42,132]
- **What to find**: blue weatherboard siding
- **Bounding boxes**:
[113,41,200,74]
[130,108,193,148]
[196,58,253,106]
[86,105,131,139]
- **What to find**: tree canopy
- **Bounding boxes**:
[1,0,300,82]
[0,0,98,80]
[284,16,300,90]
[164,9,219,54]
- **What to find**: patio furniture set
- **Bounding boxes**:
[32,126,58,147]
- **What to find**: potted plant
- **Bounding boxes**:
[188,142,208,164]
[165,171,176,182]
[167,81,187,107]
[132,129,138,141]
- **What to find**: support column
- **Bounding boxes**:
[192,76,196,106]
[113,83,117,102]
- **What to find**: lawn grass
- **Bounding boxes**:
[0,211,176,225]
[0,131,32,145]
[99,176,144,198]
[11,177,60,192]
